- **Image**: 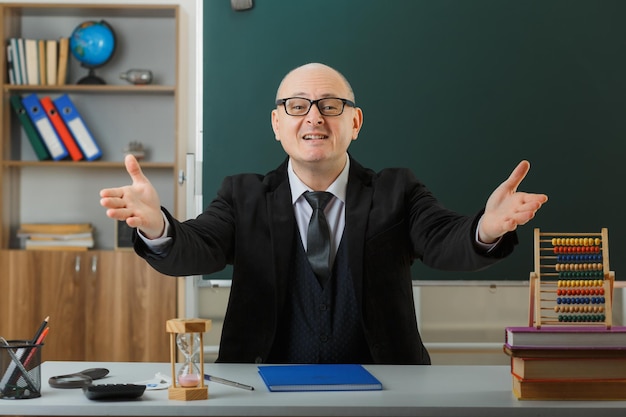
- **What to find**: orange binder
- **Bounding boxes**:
[40,96,83,161]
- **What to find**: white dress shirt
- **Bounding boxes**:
[288,156,349,268]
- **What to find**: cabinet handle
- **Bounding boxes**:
[91,255,98,273]
[75,256,81,272]
[178,169,186,185]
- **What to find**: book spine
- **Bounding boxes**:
[16,38,27,85]
[9,38,22,85]
[24,39,39,85]
[56,37,69,86]
[6,44,16,85]
[38,39,46,86]
[46,40,58,86]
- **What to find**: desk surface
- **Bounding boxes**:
[2,361,626,417]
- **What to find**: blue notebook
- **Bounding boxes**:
[258,364,382,392]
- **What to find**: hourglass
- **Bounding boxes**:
[166,318,212,401]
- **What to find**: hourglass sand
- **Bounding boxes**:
[166,318,212,401]
[176,333,202,387]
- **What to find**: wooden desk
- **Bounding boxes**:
[2,361,626,417]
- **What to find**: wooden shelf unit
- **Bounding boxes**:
[0,3,181,363]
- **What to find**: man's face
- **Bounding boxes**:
[271,64,363,171]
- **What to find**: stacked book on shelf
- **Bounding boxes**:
[17,223,94,251]
[10,93,102,162]
[504,325,626,400]
[6,37,69,86]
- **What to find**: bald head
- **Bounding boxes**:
[276,63,355,102]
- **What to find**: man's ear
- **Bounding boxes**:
[352,107,363,140]
[271,109,280,140]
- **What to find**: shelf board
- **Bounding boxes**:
[5,4,177,19]
[2,161,174,169]
[3,84,175,95]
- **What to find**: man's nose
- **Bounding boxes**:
[306,103,324,124]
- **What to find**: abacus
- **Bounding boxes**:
[528,228,614,329]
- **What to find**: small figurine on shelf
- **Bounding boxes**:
[120,69,153,85]
[123,141,146,160]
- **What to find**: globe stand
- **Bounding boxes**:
[77,67,106,85]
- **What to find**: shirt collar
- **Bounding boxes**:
[288,155,350,204]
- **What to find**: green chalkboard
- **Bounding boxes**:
[203,0,626,281]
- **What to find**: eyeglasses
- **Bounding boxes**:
[275,97,356,116]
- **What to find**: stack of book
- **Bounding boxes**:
[6,37,69,86]
[504,325,626,400]
[17,223,94,251]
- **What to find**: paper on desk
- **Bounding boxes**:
[134,372,171,390]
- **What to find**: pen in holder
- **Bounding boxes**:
[0,338,43,399]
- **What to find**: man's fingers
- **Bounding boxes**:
[503,160,531,193]
[99,187,122,198]
[100,195,128,209]
[125,154,148,184]
[105,207,133,221]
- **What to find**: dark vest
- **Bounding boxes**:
[268,236,373,364]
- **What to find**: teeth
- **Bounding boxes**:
[304,135,325,140]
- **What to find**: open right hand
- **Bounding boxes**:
[99,154,165,239]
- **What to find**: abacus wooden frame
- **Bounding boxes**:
[528,228,614,329]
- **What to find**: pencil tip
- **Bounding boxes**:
[44,316,50,321]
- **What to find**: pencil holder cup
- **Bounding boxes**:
[0,340,43,399]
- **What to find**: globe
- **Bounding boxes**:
[70,20,116,84]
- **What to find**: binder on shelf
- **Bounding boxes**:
[40,96,84,161]
[9,95,50,160]
[21,93,68,160]
[53,94,102,160]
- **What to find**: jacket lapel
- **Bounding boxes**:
[344,157,374,311]
[266,165,296,307]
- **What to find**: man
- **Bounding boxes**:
[100,63,547,365]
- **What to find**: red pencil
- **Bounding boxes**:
[23,327,49,370]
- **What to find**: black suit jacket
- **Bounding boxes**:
[135,156,517,364]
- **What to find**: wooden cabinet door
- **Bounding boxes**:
[85,251,176,362]
[0,250,86,362]
[1,249,176,363]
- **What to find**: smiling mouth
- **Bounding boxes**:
[303,134,327,140]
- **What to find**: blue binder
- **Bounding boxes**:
[21,93,68,160]
[53,94,102,161]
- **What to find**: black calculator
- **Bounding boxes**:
[82,383,146,400]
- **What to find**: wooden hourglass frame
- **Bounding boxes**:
[166,318,212,401]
